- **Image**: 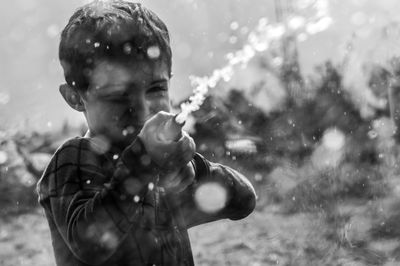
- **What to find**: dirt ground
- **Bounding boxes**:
[0,203,381,266]
[0,201,400,266]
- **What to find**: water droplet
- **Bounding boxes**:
[46,24,60,38]
[306,17,333,35]
[147,45,161,59]
[368,130,378,139]
[0,151,8,165]
[254,173,263,181]
[100,231,118,249]
[86,179,91,185]
[125,126,136,134]
[0,92,10,105]
[240,26,249,35]
[322,128,345,151]
[123,43,132,54]
[133,195,140,203]
[148,182,154,191]
[297,33,308,42]
[194,182,227,213]
[288,16,306,30]
[113,154,119,160]
[229,36,238,44]
[230,21,239,30]
[94,42,100,48]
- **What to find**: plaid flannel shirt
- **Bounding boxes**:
[37,136,256,266]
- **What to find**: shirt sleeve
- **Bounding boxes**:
[174,153,257,228]
[37,137,159,265]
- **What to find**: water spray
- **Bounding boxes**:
[173,0,332,125]
[145,0,333,142]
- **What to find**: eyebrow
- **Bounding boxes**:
[94,78,169,96]
[93,84,128,97]
[150,79,168,86]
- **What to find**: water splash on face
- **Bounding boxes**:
[147,45,161,60]
[175,0,333,124]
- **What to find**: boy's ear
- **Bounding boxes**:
[59,84,86,112]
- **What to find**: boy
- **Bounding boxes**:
[37,1,256,265]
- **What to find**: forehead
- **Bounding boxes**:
[89,59,170,89]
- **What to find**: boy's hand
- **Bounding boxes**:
[159,162,195,193]
[138,111,196,170]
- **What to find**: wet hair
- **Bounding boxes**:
[59,0,172,91]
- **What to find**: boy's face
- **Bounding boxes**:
[80,59,171,148]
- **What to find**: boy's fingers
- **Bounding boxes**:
[162,163,195,193]
[178,132,196,154]
[182,147,195,163]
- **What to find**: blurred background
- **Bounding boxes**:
[2,0,400,265]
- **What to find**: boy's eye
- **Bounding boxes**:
[147,86,167,96]
[103,95,129,103]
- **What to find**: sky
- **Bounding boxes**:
[1,0,400,131]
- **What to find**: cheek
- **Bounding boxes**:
[88,104,124,125]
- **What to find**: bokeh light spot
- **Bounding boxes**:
[322,128,345,151]
[194,182,227,213]
[133,195,140,203]
[46,24,60,38]
[230,21,239,30]
[147,45,161,59]
[123,43,132,54]
[368,130,378,139]
[0,151,8,165]
[100,231,118,250]
[0,92,10,105]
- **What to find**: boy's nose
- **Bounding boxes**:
[128,98,150,124]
